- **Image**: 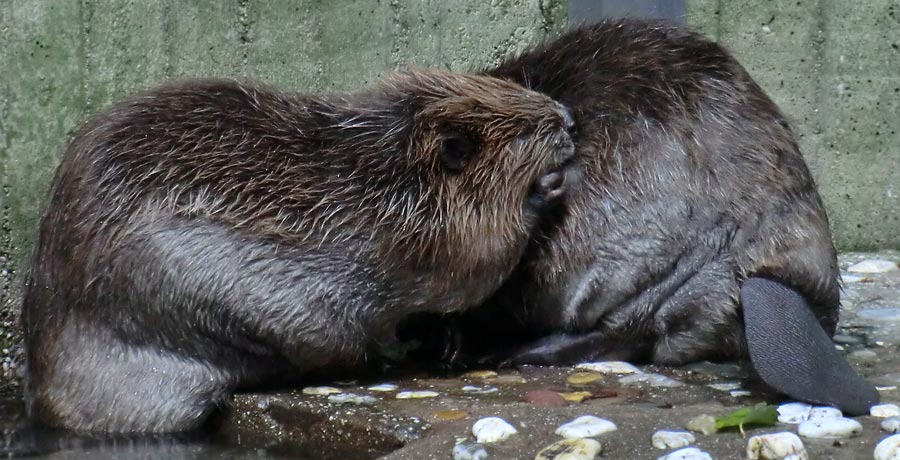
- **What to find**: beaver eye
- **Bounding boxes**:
[440,131,476,173]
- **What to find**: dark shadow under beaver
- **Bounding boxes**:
[21,69,578,433]
[400,19,879,415]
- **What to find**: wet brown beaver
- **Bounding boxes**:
[406,19,878,414]
[21,69,578,433]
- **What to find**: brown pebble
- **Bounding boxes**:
[463,370,499,379]
[559,391,593,403]
[524,390,568,407]
[433,409,469,421]
[567,372,602,385]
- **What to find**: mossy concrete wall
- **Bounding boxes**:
[0,0,897,390]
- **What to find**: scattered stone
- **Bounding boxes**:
[656,447,713,460]
[875,434,900,460]
[462,385,499,395]
[396,390,440,399]
[367,383,397,392]
[535,438,602,460]
[327,393,376,405]
[808,406,842,421]
[686,414,718,435]
[434,410,469,421]
[746,432,808,460]
[841,273,867,283]
[559,391,592,403]
[777,402,812,424]
[575,361,643,375]
[858,308,900,321]
[730,390,752,397]
[555,415,617,439]
[880,386,900,392]
[619,373,683,387]
[472,417,517,443]
[651,430,695,449]
[707,382,742,392]
[849,349,878,363]
[567,372,603,385]
[847,259,899,273]
[301,386,342,396]
[453,442,488,460]
[464,370,499,379]
[872,404,900,418]
[833,334,865,345]
[524,390,568,408]
[797,417,862,439]
[883,416,900,433]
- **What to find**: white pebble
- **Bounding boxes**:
[472,417,517,443]
[883,416,900,433]
[555,415,617,439]
[576,361,642,374]
[777,402,812,424]
[535,438,602,460]
[656,447,713,460]
[708,382,742,392]
[872,404,900,418]
[327,393,376,405]
[848,259,899,273]
[462,385,499,394]
[875,434,900,460]
[797,417,862,439]
[618,373,683,387]
[367,383,397,392]
[730,390,752,397]
[651,430,695,449]
[452,443,488,460]
[747,432,808,460]
[879,386,899,392]
[808,406,842,421]
[301,386,342,395]
[396,390,439,399]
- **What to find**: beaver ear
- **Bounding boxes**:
[439,131,476,173]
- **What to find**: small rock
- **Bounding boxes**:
[535,438,602,460]
[462,385,499,394]
[575,361,642,374]
[686,414,718,435]
[841,273,866,283]
[849,349,878,363]
[747,432,808,460]
[730,390,752,397]
[473,417,517,443]
[883,416,900,433]
[875,434,900,460]
[619,373,683,387]
[872,404,900,418]
[367,383,397,392]
[327,393,376,405]
[651,430,695,449]
[453,442,488,460]
[880,386,900,392]
[301,386,342,396]
[808,406,842,421]
[858,308,900,321]
[567,372,603,385]
[656,447,713,460]
[559,391,592,403]
[555,415,617,439]
[434,410,469,421]
[832,334,865,345]
[396,390,440,399]
[777,402,812,424]
[463,370,499,379]
[847,259,899,273]
[797,416,862,439]
[707,382,742,392]
[524,390,567,408]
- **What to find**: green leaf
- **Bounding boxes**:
[715,403,779,434]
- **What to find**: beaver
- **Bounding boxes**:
[21,68,578,433]
[407,19,878,414]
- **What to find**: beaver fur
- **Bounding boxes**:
[21,69,577,433]
[410,19,877,414]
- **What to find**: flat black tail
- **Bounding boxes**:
[741,277,879,415]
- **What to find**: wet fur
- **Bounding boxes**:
[22,69,576,433]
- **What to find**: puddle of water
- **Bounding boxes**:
[0,398,372,460]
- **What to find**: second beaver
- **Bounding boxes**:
[22,69,577,433]
[410,19,878,414]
